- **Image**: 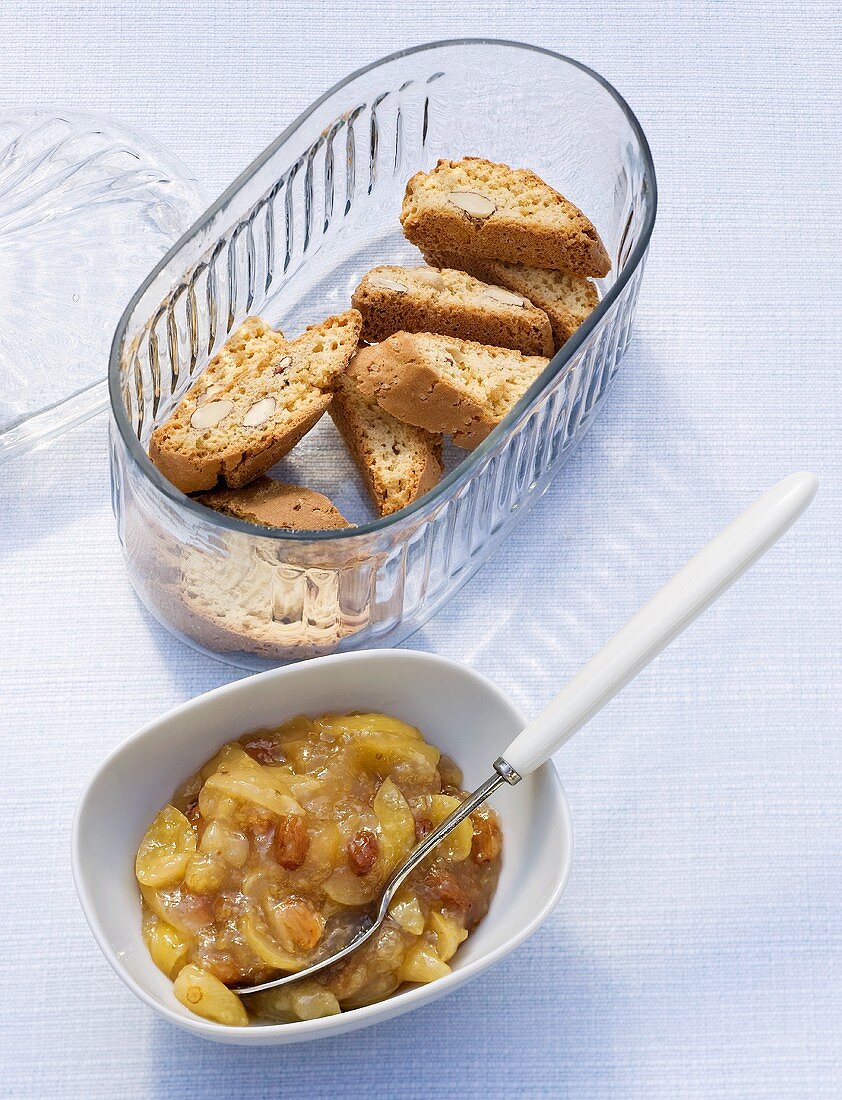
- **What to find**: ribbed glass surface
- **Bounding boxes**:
[109,40,656,668]
[0,110,204,460]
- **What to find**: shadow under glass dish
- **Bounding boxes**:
[108,39,657,669]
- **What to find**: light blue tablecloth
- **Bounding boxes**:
[0,2,839,1097]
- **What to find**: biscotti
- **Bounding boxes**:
[174,538,357,658]
[330,368,443,517]
[401,157,610,278]
[149,310,362,494]
[347,333,549,449]
[422,250,599,351]
[351,264,553,356]
[197,477,351,531]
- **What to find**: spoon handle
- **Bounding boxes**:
[498,472,818,781]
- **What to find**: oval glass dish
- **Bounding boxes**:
[109,39,657,669]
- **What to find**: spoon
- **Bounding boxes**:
[237,471,817,996]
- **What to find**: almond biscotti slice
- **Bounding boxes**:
[422,249,599,351]
[149,310,362,493]
[173,537,358,659]
[196,477,352,531]
[346,333,549,450]
[330,368,443,517]
[401,157,610,278]
[351,264,553,356]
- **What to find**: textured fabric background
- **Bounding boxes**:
[0,2,839,1097]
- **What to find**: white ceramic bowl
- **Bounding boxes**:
[72,650,572,1045]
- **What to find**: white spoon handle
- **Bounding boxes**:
[500,472,818,780]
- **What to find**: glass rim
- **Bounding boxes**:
[109,36,658,543]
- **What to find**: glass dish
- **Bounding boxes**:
[109,39,657,670]
[0,109,205,461]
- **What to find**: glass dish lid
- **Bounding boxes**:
[0,109,205,462]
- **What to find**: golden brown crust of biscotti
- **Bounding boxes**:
[149,316,285,492]
[422,249,599,350]
[149,310,362,494]
[346,340,494,449]
[401,157,610,278]
[351,264,553,356]
[196,477,352,531]
[347,333,548,450]
[330,369,443,517]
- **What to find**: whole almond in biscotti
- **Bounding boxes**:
[329,367,443,517]
[347,332,549,450]
[149,310,362,494]
[196,477,352,531]
[422,249,600,351]
[352,264,554,356]
[400,157,611,278]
